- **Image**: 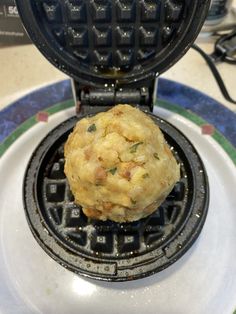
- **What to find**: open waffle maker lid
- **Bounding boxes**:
[16,0,210,88]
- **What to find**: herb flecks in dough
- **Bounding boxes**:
[153,153,160,160]
[87,124,96,132]
[130,142,143,153]
[107,167,117,175]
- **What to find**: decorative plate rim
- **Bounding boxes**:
[0,98,235,166]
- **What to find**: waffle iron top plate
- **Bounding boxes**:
[16,0,210,87]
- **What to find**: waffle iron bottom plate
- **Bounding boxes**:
[0,106,235,314]
[23,111,209,282]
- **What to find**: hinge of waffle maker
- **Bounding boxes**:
[72,79,157,115]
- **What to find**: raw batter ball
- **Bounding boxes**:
[64,104,180,222]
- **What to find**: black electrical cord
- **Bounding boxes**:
[212,29,236,64]
[191,29,236,105]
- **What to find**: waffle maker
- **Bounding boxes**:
[16,0,210,282]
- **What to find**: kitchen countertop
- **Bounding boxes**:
[0,37,236,113]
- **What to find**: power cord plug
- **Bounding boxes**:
[192,29,236,104]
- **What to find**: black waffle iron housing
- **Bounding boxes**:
[24,115,209,281]
[17,0,210,281]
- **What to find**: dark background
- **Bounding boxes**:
[0,0,31,46]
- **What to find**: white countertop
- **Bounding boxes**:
[0,36,235,113]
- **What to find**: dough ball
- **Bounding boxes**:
[64,104,180,222]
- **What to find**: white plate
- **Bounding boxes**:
[0,107,235,314]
